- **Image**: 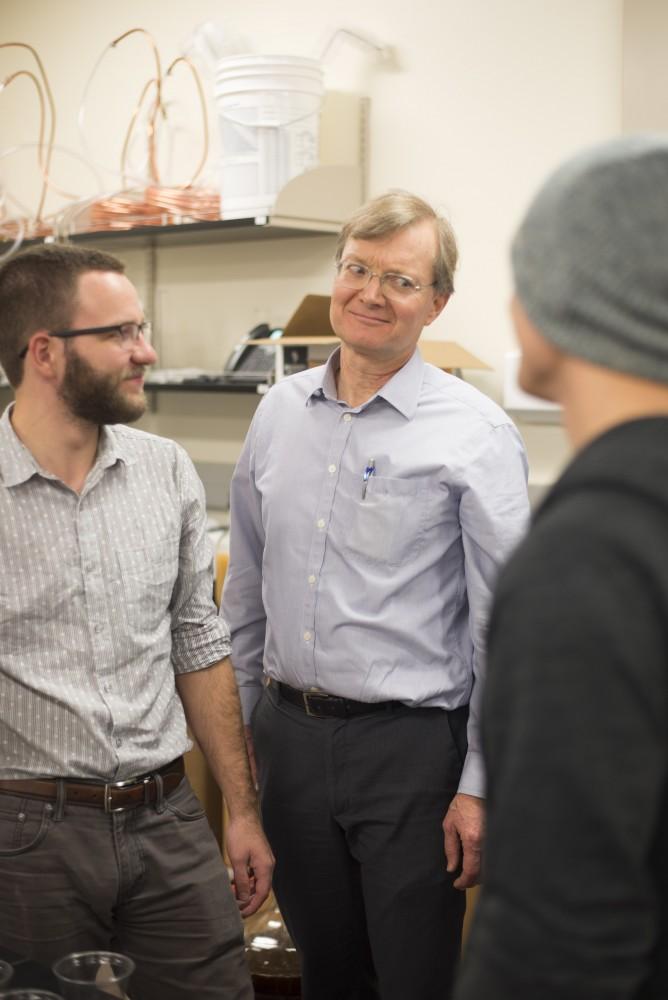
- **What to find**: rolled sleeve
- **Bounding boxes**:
[170,448,231,674]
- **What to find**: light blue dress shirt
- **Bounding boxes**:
[222,348,529,796]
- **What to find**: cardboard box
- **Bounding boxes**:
[282,294,336,338]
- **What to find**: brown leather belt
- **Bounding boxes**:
[0,756,185,813]
[273,679,402,719]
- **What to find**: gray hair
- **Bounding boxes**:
[335,189,458,295]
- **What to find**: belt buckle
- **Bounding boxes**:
[103,776,147,813]
[303,692,325,718]
[302,691,340,718]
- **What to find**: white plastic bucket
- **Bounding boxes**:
[214,55,324,219]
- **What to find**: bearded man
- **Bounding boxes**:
[0,244,273,1000]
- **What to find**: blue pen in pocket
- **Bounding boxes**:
[362,459,376,500]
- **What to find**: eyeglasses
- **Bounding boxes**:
[19,321,152,359]
[335,260,436,301]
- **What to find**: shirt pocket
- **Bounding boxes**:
[115,535,180,633]
[340,471,440,569]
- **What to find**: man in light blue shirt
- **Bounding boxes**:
[222,190,529,1000]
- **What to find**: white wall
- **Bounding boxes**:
[623,0,668,132]
[1,0,624,486]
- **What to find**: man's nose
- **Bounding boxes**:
[359,273,386,304]
[132,336,158,365]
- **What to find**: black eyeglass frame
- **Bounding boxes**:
[18,321,152,359]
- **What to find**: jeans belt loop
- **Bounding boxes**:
[155,772,166,812]
[54,778,66,822]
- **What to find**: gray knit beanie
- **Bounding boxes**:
[511,134,668,384]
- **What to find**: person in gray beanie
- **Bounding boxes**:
[512,133,668,386]
[454,134,668,1000]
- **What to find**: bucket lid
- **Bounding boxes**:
[216,54,322,73]
[215,54,323,88]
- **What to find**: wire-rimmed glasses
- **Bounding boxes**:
[335,260,436,301]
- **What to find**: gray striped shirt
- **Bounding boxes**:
[0,405,230,780]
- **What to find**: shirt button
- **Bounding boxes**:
[94,624,104,634]
[343,413,352,422]
[115,738,122,748]
[316,518,325,529]
[303,631,312,642]
[328,464,336,474]
[308,575,316,584]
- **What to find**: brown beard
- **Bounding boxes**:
[58,344,147,425]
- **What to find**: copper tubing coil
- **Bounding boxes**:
[0,42,57,223]
[0,217,54,240]
[77,185,220,233]
[1,32,214,245]
[145,185,220,218]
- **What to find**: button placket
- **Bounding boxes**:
[300,409,355,680]
[77,499,116,730]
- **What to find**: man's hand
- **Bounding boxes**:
[443,792,485,890]
[175,662,273,915]
[226,812,275,918]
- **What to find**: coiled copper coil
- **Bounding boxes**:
[71,30,219,234]
[72,183,220,233]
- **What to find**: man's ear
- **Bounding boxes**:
[424,292,450,327]
[25,331,60,378]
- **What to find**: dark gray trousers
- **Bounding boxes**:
[252,684,468,1000]
[0,775,252,1000]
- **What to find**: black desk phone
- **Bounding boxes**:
[224,323,307,376]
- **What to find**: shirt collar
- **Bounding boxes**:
[0,403,132,488]
[96,424,134,471]
[375,348,424,419]
[0,404,38,487]
[305,349,341,404]
[306,347,424,420]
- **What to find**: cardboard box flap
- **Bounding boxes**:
[247,336,339,346]
[419,339,490,371]
[282,294,336,338]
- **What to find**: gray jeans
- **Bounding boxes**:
[0,775,252,1000]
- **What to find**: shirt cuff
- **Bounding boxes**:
[457,748,486,799]
[172,618,232,674]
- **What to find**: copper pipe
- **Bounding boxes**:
[120,77,159,189]
[0,43,56,200]
[1,70,46,180]
[0,69,49,224]
[146,185,220,221]
[165,56,209,189]
[110,29,164,184]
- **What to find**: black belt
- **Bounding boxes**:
[273,679,401,719]
[0,756,185,813]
